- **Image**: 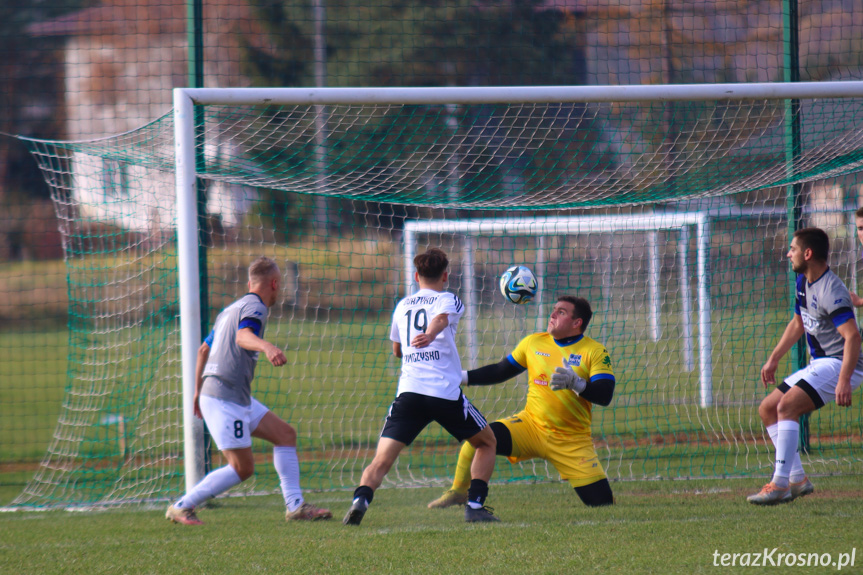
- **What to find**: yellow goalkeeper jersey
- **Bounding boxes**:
[508,332,615,436]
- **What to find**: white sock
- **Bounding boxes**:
[789,460,806,484]
[771,420,799,488]
[174,465,242,509]
[767,423,806,484]
[274,446,304,512]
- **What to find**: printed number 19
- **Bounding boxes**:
[405,309,428,342]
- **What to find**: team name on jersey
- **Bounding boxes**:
[404,295,439,306]
[403,350,441,363]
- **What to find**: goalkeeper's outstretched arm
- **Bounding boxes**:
[579,379,615,407]
[463,358,524,386]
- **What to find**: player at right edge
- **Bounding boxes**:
[749,227,863,504]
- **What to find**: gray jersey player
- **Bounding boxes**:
[166,257,332,525]
[749,228,863,505]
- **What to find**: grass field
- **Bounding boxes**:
[1,477,862,574]
[0,329,67,464]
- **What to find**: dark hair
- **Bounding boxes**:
[856,206,863,219]
[414,248,449,279]
[792,227,830,262]
[557,295,592,330]
[249,256,280,284]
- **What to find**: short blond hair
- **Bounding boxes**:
[248,256,280,284]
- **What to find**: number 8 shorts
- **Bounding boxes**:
[199,395,270,450]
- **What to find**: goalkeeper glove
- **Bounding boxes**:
[551,366,587,394]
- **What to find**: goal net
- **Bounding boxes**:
[10,83,863,509]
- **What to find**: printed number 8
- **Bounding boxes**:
[234,420,244,438]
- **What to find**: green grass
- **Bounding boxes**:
[0,329,68,464]
[1,478,862,574]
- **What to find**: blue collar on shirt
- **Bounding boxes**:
[553,334,583,347]
[245,292,265,304]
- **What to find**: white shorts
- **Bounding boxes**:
[782,357,863,408]
[199,395,270,450]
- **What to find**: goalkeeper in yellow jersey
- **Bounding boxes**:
[428,295,616,508]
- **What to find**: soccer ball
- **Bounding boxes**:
[499,265,538,304]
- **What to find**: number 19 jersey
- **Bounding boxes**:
[390,288,465,400]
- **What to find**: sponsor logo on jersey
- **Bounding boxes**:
[535,351,550,357]
[601,355,612,367]
[800,310,819,331]
[533,378,549,386]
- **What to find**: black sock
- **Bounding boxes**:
[467,479,489,507]
[353,485,374,506]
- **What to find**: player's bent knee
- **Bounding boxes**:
[574,478,614,507]
[757,401,776,423]
[468,426,496,450]
[279,423,297,445]
[231,462,255,481]
[758,395,781,424]
[265,420,296,447]
[489,421,513,457]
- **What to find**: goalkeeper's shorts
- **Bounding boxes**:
[500,411,606,488]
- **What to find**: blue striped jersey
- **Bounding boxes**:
[795,269,863,369]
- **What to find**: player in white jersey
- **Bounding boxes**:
[749,228,863,504]
[343,248,499,526]
[166,257,331,525]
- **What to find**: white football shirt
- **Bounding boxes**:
[390,288,465,400]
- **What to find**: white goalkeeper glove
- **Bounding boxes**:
[551,366,587,394]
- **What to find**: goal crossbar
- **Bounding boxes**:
[181,81,863,106]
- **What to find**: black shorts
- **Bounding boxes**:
[380,391,488,446]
